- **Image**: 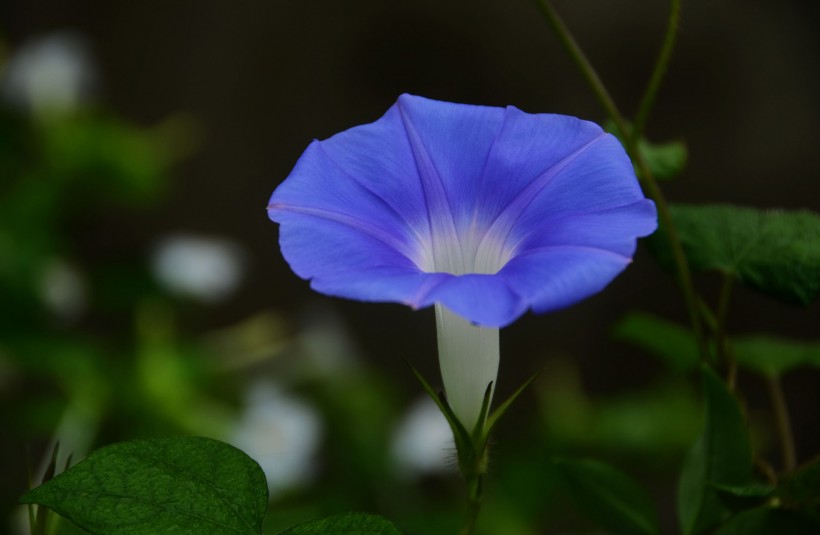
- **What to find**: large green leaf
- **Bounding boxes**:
[277,512,401,535]
[678,367,752,535]
[555,458,660,535]
[20,437,268,535]
[613,312,701,372]
[732,335,820,378]
[650,204,820,305]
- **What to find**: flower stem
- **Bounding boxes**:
[767,375,797,473]
[460,474,483,535]
[532,0,709,364]
[632,0,681,139]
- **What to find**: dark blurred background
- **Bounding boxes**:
[1,1,819,533]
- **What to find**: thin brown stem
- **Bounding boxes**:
[767,375,796,473]
[532,0,629,138]
[716,273,736,390]
[532,0,709,364]
[633,0,681,139]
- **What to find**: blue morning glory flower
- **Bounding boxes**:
[268,94,657,429]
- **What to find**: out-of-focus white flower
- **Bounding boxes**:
[151,234,245,304]
[1,31,97,115]
[391,397,455,478]
[297,302,362,377]
[39,258,87,322]
[230,381,322,498]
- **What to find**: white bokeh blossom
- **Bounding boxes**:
[230,381,323,498]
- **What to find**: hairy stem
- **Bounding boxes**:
[633,0,681,139]
[460,474,483,535]
[767,376,796,473]
[532,0,708,362]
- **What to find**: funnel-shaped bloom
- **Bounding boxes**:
[268,94,656,429]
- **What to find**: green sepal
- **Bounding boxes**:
[485,369,543,436]
[469,381,495,473]
[403,360,475,474]
[405,361,541,480]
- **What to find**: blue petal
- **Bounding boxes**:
[474,106,604,228]
[269,95,658,326]
[275,210,416,281]
[513,200,658,257]
[419,274,528,327]
[311,266,450,308]
[499,247,634,315]
[315,105,433,255]
[269,141,425,263]
[510,134,649,231]
[395,94,506,231]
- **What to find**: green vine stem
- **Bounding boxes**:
[532,0,708,363]
[716,273,737,390]
[531,0,629,139]
[767,375,797,473]
[632,0,681,139]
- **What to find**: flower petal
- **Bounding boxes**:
[474,106,604,228]
[421,274,528,327]
[268,95,658,327]
[315,105,432,253]
[269,140,424,265]
[508,134,650,240]
[395,94,506,231]
[514,200,658,257]
[275,210,416,283]
[312,267,450,309]
[500,246,634,316]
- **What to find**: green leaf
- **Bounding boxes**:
[637,138,688,180]
[649,204,820,305]
[678,367,753,535]
[732,335,820,378]
[20,437,268,535]
[614,312,820,378]
[711,483,774,512]
[778,457,820,508]
[603,120,688,180]
[612,312,701,372]
[713,507,820,535]
[277,512,401,535]
[555,458,660,535]
[712,483,774,499]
